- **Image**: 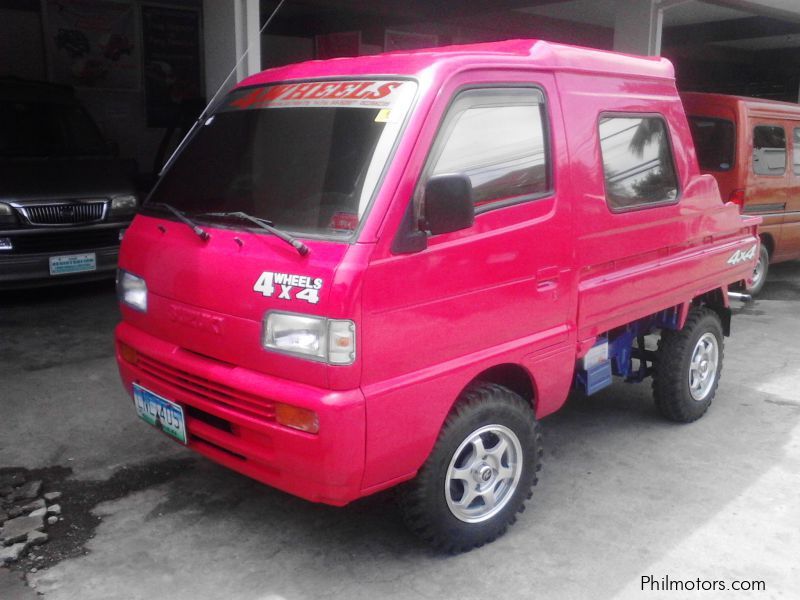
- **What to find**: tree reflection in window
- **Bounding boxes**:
[599,116,678,210]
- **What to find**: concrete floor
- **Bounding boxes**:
[1,263,799,600]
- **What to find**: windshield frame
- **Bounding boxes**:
[142,75,420,243]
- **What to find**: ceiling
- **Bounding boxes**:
[518,0,800,51]
[518,0,751,28]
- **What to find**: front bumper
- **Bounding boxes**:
[0,246,119,289]
[115,322,366,506]
[0,223,126,289]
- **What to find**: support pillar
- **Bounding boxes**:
[203,0,261,100]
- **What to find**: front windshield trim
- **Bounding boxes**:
[144,75,420,244]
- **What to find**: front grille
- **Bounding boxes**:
[5,228,120,254]
[19,201,106,226]
[137,353,277,424]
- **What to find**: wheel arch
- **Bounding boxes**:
[691,288,731,336]
[466,363,537,412]
[760,232,775,257]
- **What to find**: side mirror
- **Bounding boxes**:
[423,174,474,235]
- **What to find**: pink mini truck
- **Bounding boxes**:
[115,40,759,552]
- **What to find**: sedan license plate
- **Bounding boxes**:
[49,253,96,276]
[133,384,188,444]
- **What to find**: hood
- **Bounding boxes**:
[118,214,362,387]
[0,157,134,201]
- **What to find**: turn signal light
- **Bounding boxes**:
[118,342,139,365]
[275,403,319,434]
[729,189,745,212]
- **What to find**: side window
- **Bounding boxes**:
[598,115,679,211]
[793,128,800,175]
[752,125,786,175]
[426,88,550,208]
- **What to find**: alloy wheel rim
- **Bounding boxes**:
[751,253,765,288]
[688,332,719,401]
[444,424,523,523]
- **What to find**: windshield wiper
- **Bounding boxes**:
[199,211,309,256]
[147,202,210,242]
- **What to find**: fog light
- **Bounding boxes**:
[119,228,127,241]
[118,342,139,365]
[0,237,11,251]
[275,403,319,434]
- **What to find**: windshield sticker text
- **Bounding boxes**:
[253,271,323,304]
[229,81,405,110]
[727,244,757,266]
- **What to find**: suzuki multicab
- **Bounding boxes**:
[116,40,759,552]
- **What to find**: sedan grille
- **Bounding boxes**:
[19,201,107,226]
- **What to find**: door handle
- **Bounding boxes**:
[537,266,559,291]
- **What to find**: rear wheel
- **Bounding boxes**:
[653,307,724,423]
[745,244,770,296]
[399,383,541,553]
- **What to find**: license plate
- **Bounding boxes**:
[49,253,97,276]
[133,384,188,444]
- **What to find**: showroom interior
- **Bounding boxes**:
[3,0,800,192]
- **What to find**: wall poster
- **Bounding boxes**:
[45,0,139,90]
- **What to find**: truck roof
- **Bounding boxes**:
[681,91,800,117]
[240,39,675,89]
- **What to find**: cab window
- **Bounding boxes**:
[793,128,800,175]
[753,125,786,176]
[599,115,679,211]
[424,88,550,210]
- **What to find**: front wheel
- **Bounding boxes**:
[652,307,724,423]
[399,383,542,553]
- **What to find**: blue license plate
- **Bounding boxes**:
[133,384,188,444]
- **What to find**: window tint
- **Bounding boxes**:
[752,125,786,175]
[793,128,800,175]
[688,116,735,171]
[599,116,678,210]
[429,89,549,207]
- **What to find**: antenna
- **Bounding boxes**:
[199,0,287,124]
[159,0,287,175]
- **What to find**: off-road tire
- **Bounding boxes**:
[398,383,542,553]
[653,307,724,423]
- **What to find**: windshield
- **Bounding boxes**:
[0,101,109,158]
[147,79,417,239]
[688,116,735,172]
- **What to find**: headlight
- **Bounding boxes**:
[110,195,138,216]
[0,203,17,225]
[263,312,356,365]
[117,270,147,312]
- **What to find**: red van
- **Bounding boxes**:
[682,92,800,294]
[115,40,758,552]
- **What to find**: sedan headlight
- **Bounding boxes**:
[0,202,17,226]
[110,194,138,216]
[263,312,356,365]
[117,270,147,312]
